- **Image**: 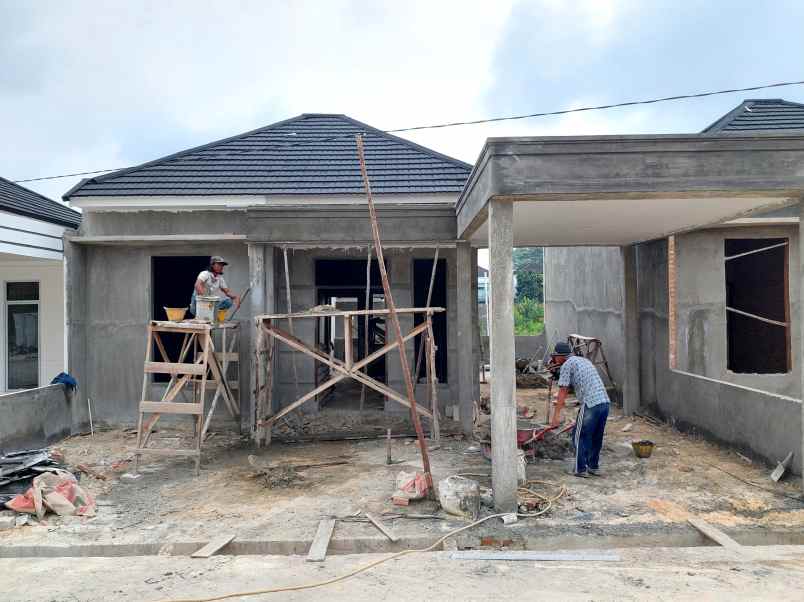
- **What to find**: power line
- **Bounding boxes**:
[12,78,804,184]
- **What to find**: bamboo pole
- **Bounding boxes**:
[355,134,433,494]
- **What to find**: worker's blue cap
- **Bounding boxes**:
[553,342,572,355]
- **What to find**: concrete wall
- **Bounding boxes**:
[480,334,547,361]
[544,237,802,474]
[73,237,250,425]
[543,246,626,387]
[0,384,72,449]
[674,225,800,397]
[0,255,66,391]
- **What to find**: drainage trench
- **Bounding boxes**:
[2,530,803,559]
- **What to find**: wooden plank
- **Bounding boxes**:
[214,352,239,362]
[688,518,743,551]
[364,512,398,543]
[140,401,204,415]
[344,315,353,368]
[131,448,200,457]
[257,307,445,320]
[190,534,235,558]
[307,519,336,562]
[144,362,206,375]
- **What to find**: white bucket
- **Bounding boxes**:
[195,295,219,322]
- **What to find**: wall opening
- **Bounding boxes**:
[152,256,210,382]
[413,258,447,383]
[314,259,386,410]
[5,282,40,390]
[724,238,790,374]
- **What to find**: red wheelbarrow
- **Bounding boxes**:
[480,419,576,462]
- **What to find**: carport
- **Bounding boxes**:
[456,133,804,511]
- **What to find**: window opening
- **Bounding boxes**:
[724,238,790,374]
[6,282,40,390]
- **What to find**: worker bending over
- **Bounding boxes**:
[549,341,610,478]
[190,255,241,316]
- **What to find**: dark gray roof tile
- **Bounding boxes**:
[0,176,80,228]
[66,114,471,199]
[702,99,804,133]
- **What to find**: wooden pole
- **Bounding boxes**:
[283,247,301,400]
[360,246,372,410]
[414,244,439,384]
[355,134,433,493]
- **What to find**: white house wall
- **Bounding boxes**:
[0,210,66,261]
[0,255,66,391]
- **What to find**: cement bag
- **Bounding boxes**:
[438,476,480,520]
[5,469,96,519]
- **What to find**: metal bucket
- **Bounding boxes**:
[195,295,219,322]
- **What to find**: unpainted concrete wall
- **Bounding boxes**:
[480,334,547,361]
[674,225,800,397]
[0,384,72,449]
[544,237,802,474]
[543,247,625,387]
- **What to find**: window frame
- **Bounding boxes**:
[3,280,42,391]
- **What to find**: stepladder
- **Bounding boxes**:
[134,321,240,475]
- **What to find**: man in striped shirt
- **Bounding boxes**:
[549,341,610,477]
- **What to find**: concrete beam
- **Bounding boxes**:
[488,199,518,512]
[622,245,641,415]
[456,241,475,434]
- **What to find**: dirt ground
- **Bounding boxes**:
[1,385,803,551]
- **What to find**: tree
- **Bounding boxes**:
[513,247,543,273]
[515,271,543,303]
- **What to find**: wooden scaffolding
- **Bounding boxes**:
[134,320,240,474]
[253,307,443,446]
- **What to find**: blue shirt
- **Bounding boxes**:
[558,356,610,409]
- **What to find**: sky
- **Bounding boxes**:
[3,0,804,212]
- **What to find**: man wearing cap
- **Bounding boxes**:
[549,341,610,477]
[190,256,241,317]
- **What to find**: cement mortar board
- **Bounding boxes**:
[671,368,802,404]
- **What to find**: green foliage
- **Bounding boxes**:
[516,271,543,303]
[513,247,543,272]
[513,297,544,335]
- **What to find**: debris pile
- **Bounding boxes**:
[0,448,68,505]
[247,455,349,489]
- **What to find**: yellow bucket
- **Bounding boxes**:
[217,308,228,323]
[164,307,188,322]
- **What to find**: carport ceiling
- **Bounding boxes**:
[457,133,804,246]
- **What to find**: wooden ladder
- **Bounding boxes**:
[134,321,237,475]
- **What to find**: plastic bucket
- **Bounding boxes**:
[217,308,228,323]
[195,296,219,322]
[163,307,188,322]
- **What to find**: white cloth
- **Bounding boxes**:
[196,270,228,298]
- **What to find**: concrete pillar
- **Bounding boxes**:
[621,245,641,415]
[456,240,475,434]
[63,237,88,433]
[799,200,804,492]
[488,199,517,512]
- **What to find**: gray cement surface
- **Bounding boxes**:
[3,545,804,601]
[0,384,72,449]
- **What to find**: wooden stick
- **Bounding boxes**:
[364,511,399,543]
[355,134,433,495]
[360,246,372,410]
[426,318,440,442]
[414,244,439,384]
[386,428,392,464]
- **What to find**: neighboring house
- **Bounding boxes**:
[543,98,804,465]
[63,114,480,433]
[0,177,81,392]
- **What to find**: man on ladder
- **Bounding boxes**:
[190,255,241,316]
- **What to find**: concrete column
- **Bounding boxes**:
[247,243,273,433]
[456,240,475,434]
[799,200,804,492]
[621,245,641,415]
[63,237,88,433]
[488,199,517,512]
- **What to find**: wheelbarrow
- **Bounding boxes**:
[480,419,576,463]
